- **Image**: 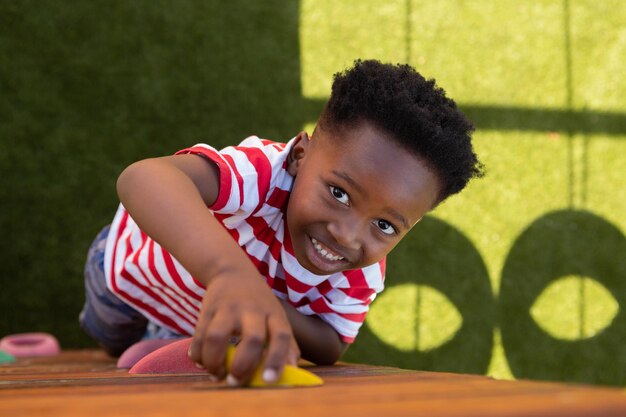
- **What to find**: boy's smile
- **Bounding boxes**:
[286,122,441,275]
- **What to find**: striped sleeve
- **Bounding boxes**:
[175,136,280,216]
[296,259,386,343]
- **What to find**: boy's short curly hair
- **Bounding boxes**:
[318,59,484,205]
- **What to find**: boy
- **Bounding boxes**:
[80,59,483,386]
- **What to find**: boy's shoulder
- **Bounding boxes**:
[233,135,289,152]
[219,136,294,173]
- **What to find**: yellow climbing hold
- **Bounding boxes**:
[225,345,323,388]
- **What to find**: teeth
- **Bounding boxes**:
[311,238,344,261]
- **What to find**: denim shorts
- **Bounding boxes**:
[79,225,150,356]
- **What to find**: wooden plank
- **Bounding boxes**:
[1,350,626,417]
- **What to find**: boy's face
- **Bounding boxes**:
[286,121,441,275]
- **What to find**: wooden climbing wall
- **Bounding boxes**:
[2,350,626,416]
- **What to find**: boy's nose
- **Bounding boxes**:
[326,217,363,251]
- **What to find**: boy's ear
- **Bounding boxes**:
[287,131,310,176]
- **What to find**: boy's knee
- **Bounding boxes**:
[79,302,147,357]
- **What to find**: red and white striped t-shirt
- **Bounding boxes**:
[104,136,385,343]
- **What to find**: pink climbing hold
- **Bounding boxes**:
[0,332,60,357]
[117,338,182,369]
[129,337,204,374]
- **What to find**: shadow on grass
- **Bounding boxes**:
[500,209,626,386]
[302,99,626,136]
[347,210,626,386]
[344,216,495,375]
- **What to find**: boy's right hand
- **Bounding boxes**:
[188,270,300,386]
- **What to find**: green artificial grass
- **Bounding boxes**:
[1,0,625,385]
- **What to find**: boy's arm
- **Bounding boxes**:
[278,299,347,365]
[116,154,299,385]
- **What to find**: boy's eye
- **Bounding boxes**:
[329,185,349,205]
[375,219,396,235]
